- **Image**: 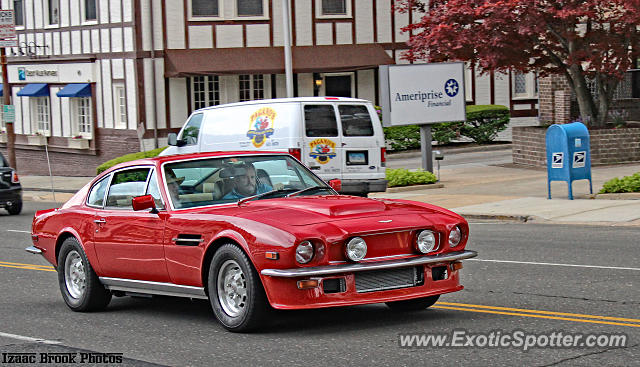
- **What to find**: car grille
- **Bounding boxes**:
[355,266,424,293]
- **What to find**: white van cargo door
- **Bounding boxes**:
[336,104,383,178]
[301,104,343,181]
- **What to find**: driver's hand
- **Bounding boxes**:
[274,182,284,190]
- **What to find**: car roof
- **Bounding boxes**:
[108,151,289,172]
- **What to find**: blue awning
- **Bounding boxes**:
[17,83,49,97]
[56,83,91,98]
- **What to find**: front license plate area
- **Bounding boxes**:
[355,266,423,293]
[346,151,368,166]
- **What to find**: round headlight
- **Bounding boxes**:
[416,230,437,253]
[345,237,367,262]
[295,241,314,264]
[449,226,462,247]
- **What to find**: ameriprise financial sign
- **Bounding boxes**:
[379,63,467,127]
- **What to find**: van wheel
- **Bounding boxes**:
[208,244,269,332]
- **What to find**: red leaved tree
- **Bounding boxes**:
[399,0,640,127]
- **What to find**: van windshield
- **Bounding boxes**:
[163,155,332,209]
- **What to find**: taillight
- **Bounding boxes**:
[11,171,19,184]
[380,147,386,167]
[288,148,302,161]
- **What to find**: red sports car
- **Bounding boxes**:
[27,152,476,332]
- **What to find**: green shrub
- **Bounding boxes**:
[461,105,510,144]
[599,172,640,193]
[386,168,437,187]
[383,125,421,151]
[380,105,510,149]
[96,147,167,175]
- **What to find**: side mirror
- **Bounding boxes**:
[167,133,187,147]
[328,179,342,192]
[132,195,158,213]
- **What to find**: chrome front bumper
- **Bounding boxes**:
[261,250,477,278]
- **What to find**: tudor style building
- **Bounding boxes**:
[0,0,538,176]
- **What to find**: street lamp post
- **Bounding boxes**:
[282,0,293,98]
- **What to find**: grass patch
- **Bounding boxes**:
[599,172,640,193]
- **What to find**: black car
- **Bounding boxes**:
[0,152,22,215]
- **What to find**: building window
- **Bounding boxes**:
[321,0,347,15]
[47,0,59,25]
[192,0,219,17]
[114,85,127,128]
[512,72,538,98]
[239,75,264,102]
[13,0,24,26]
[192,76,220,110]
[237,0,263,17]
[33,97,50,134]
[74,97,92,137]
[84,0,97,21]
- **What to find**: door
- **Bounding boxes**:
[175,113,205,155]
[93,167,170,282]
[324,75,352,97]
[301,104,343,181]
[336,103,382,179]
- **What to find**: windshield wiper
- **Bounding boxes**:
[286,185,333,198]
[237,188,298,205]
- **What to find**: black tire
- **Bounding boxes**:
[57,237,111,311]
[385,295,440,311]
[7,201,22,215]
[208,243,268,332]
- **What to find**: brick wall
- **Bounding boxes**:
[513,126,640,167]
[0,129,141,177]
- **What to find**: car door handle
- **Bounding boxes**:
[94,219,106,224]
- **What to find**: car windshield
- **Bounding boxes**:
[163,155,332,209]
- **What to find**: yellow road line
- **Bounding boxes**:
[432,306,640,328]
[0,264,56,272]
[0,260,53,269]
[438,302,640,323]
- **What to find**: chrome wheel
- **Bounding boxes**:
[64,250,86,300]
[217,259,247,317]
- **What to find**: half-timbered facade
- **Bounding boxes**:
[0,0,538,176]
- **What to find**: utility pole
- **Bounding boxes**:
[282,0,294,98]
[0,9,16,169]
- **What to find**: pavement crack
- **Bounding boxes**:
[538,343,639,367]
[511,291,640,305]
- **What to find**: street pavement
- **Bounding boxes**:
[1,201,638,366]
[16,145,640,226]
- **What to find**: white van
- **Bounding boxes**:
[162,97,387,196]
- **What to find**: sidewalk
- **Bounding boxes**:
[17,155,640,226]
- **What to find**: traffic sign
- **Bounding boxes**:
[3,105,15,123]
[0,10,17,48]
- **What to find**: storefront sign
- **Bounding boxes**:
[379,63,467,126]
[8,63,94,83]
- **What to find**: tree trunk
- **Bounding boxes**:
[567,65,599,126]
[595,73,619,127]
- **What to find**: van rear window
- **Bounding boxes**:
[304,105,338,137]
[339,105,374,136]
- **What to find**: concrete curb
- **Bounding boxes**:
[576,193,640,200]
[387,144,512,159]
[460,214,531,223]
[22,187,78,193]
[385,183,444,193]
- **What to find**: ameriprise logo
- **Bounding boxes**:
[394,79,460,107]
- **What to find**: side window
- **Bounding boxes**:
[87,176,110,207]
[339,105,374,136]
[180,113,204,146]
[146,170,165,209]
[304,105,338,137]
[105,168,151,208]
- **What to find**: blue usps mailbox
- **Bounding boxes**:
[546,122,592,200]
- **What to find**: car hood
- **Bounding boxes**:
[226,195,458,226]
